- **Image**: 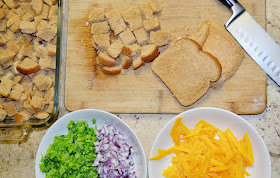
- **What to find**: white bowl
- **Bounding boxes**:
[35,109,147,178]
[149,107,271,178]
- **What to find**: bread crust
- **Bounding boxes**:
[141,44,159,63]
[98,52,116,67]
[101,66,121,75]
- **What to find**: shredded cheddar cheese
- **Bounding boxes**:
[150,117,254,178]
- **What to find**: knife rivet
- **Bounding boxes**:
[277,72,280,78]
[245,37,250,43]
[272,66,279,73]
[267,61,274,68]
[263,56,270,63]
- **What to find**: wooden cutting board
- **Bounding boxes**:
[65,0,267,114]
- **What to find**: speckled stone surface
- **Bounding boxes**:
[1,0,280,177]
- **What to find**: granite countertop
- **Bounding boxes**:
[1,0,280,177]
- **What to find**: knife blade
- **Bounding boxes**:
[219,0,280,86]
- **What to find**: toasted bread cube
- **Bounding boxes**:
[107,40,124,59]
[39,56,56,69]
[40,4,50,19]
[15,3,33,15]
[108,17,126,36]
[1,30,14,43]
[35,111,49,119]
[30,95,45,109]
[44,87,54,103]
[133,27,149,46]
[92,33,110,51]
[101,66,121,75]
[9,84,24,101]
[122,43,141,57]
[31,0,43,14]
[141,44,159,63]
[0,8,6,19]
[0,49,16,65]
[143,17,160,32]
[121,5,141,23]
[6,40,20,53]
[36,23,57,42]
[48,5,57,20]
[121,6,143,31]
[44,0,57,6]
[7,14,19,27]
[104,8,122,22]
[20,21,37,34]
[133,55,144,70]
[121,55,132,69]
[127,17,143,31]
[0,19,7,32]
[149,0,163,14]
[33,74,53,91]
[119,29,136,45]
[0,2,4,8]
[15,110,32,122]
[97,52,116,67]
[16,34,32,47]
[0,109,7,121]
[139,3,153,20]
[0,78,13,97]
[46,43,56,56]
[150,30,171,46]
[88,7,105,23]
[10,19,20,32]
[91,21,109,35]
[17,43,33,60]
[17,57,41,74]
[4,0,18,9]
[21,9,36,21]
[3,101,17,117]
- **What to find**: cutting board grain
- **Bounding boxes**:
[65,0,267,114]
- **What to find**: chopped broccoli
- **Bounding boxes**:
[40,120,99,178]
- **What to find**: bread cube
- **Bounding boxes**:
[91,21,109,35]
[150,30,171,47]
[92,33,110,51]
[143,17,160,32]
[133,27,149,46]
[119,29,136,45]
[88,7,105,23]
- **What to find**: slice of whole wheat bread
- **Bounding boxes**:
[189,20,244,87]
[151,38,221,106]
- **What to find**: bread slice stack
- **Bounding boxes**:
[189,20,244,87]
[151,38,222,106]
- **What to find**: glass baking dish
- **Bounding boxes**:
[0,0,62,143]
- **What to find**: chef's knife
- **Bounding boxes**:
[219,0,280,86]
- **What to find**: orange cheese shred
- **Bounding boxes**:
[149,117,255,177]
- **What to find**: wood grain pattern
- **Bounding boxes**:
[65,0,267,114]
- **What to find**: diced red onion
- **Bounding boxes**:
[39,41,44,46]
[92,123,136,178]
